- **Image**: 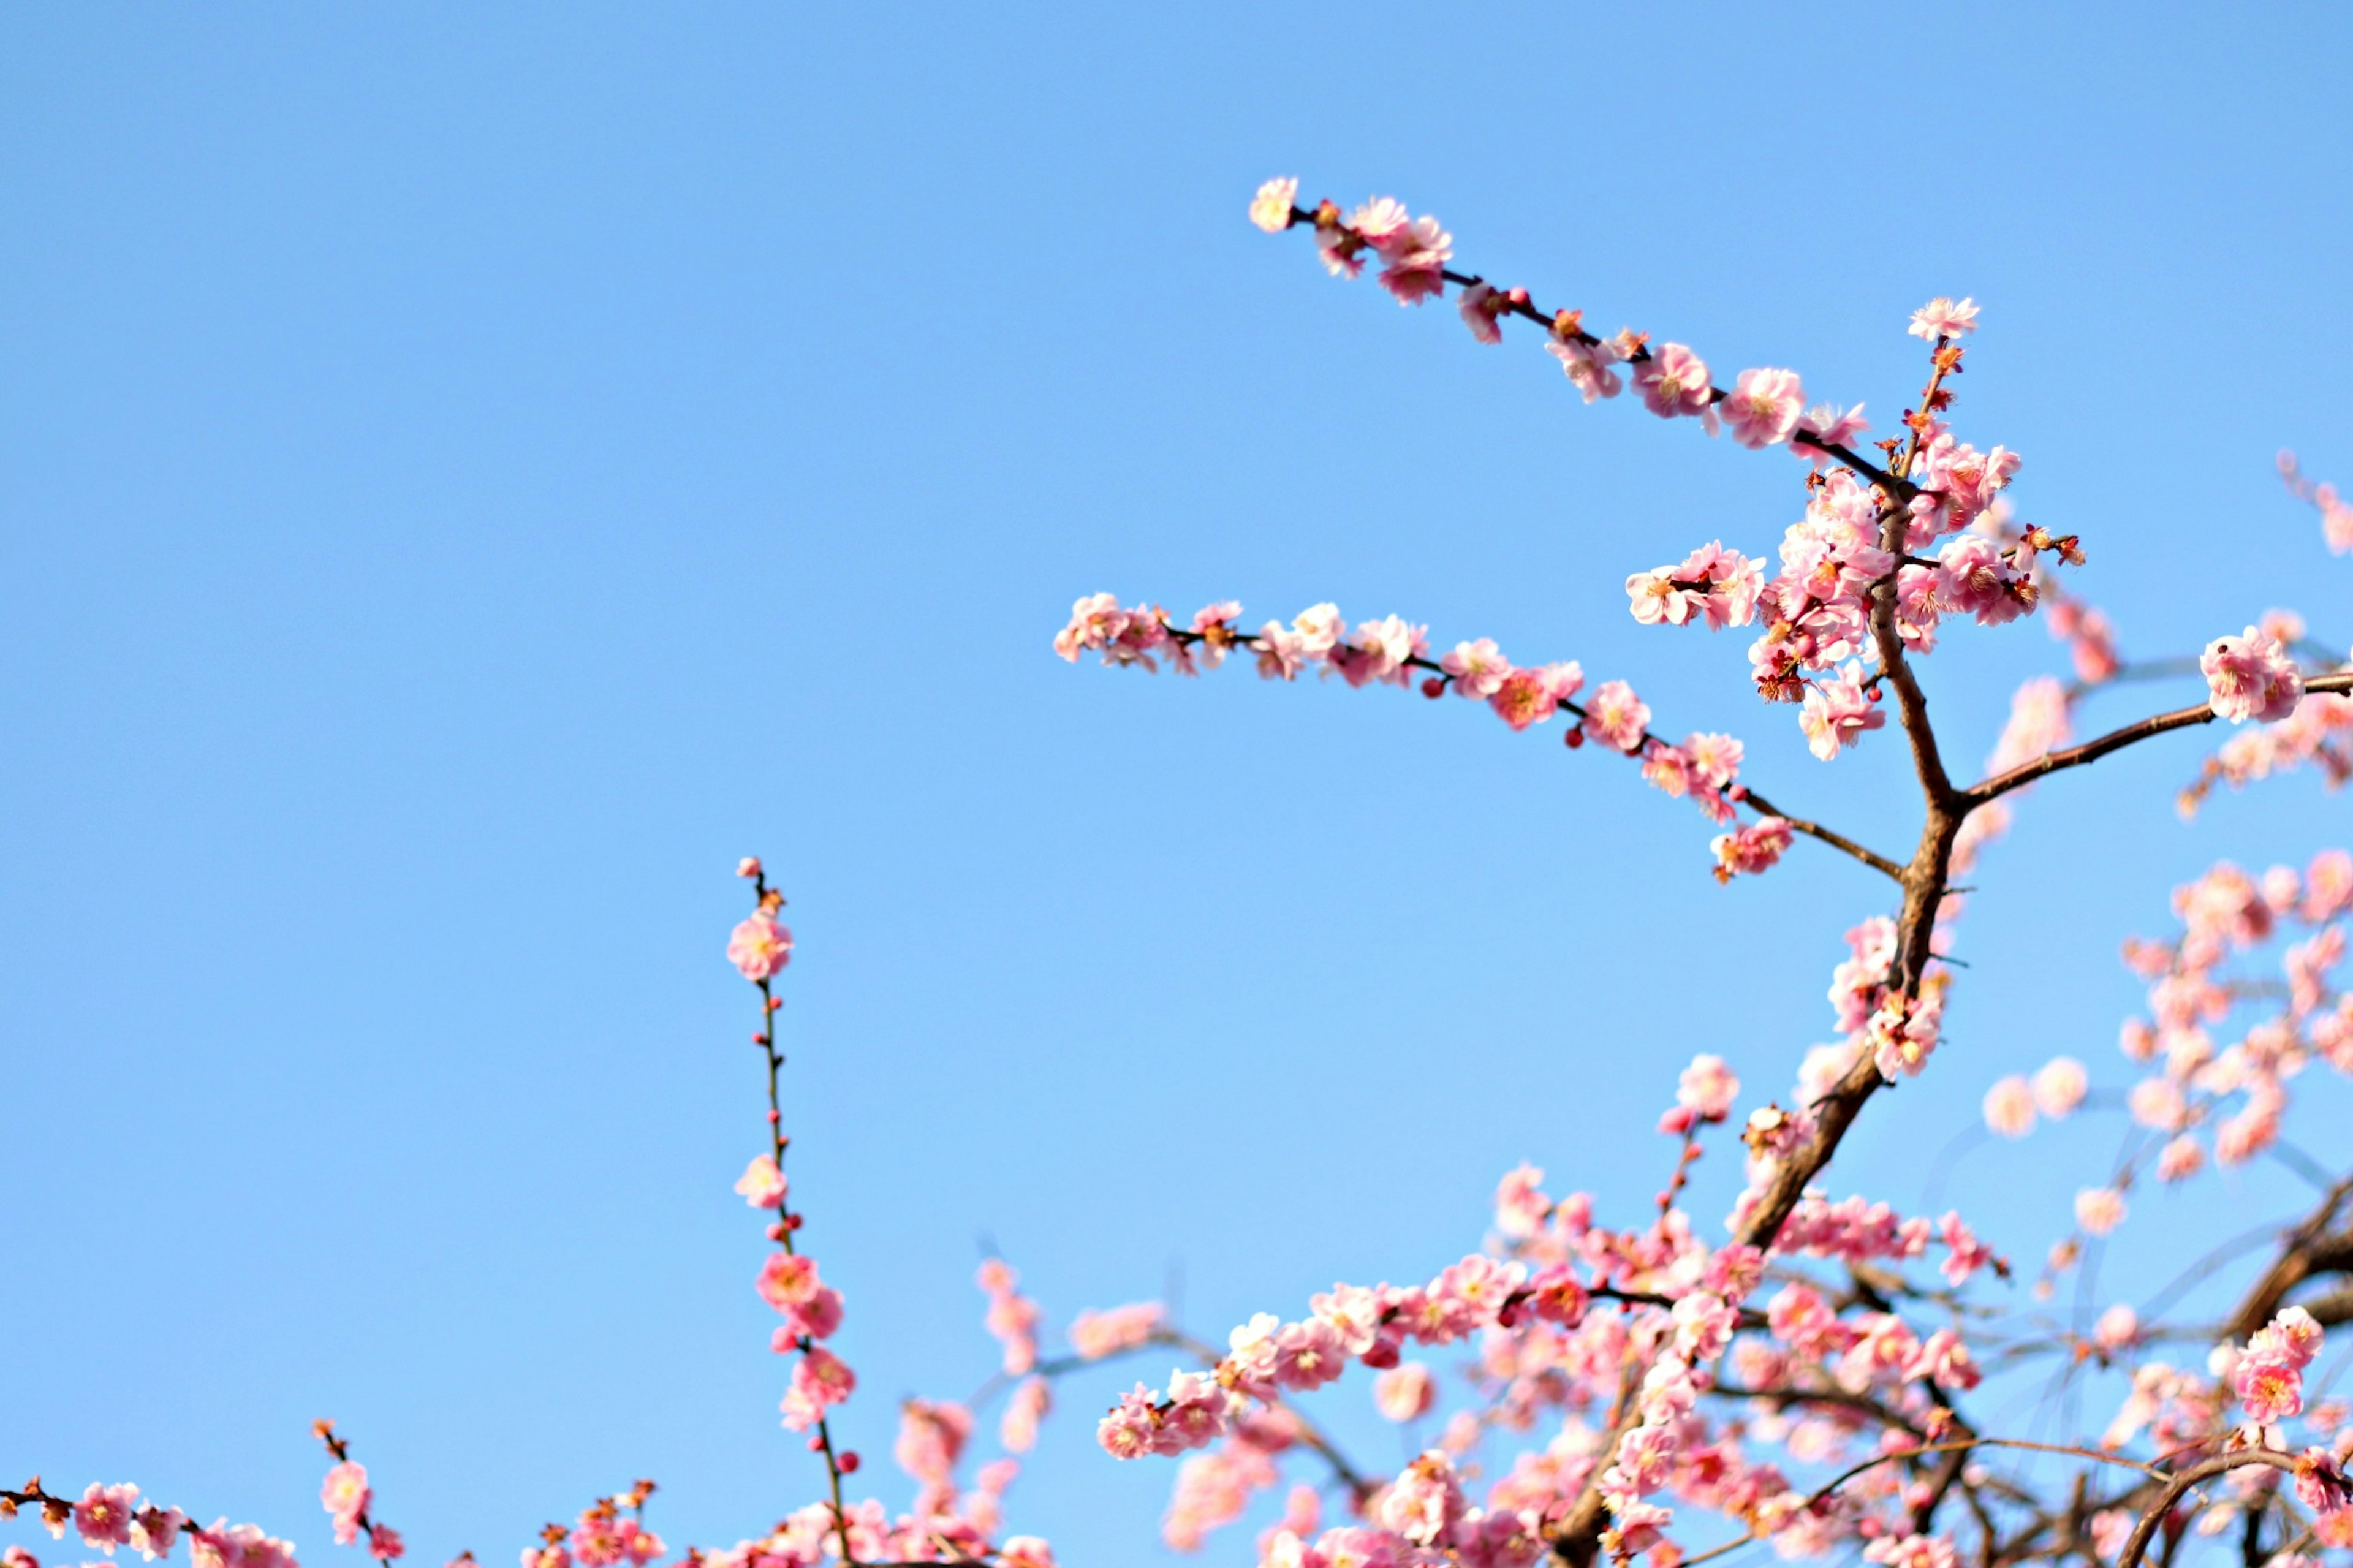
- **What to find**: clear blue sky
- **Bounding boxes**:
[5,5,2351,1565]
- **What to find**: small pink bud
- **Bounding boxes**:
[806,1436,825,1453]
[765,1222,786,1241]
[1420,677,1444,699]
[737,857,762,879]
[1564,729,1585,749]
[837,1451,862,1475]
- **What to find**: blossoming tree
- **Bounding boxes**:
[12,178,2353,1568]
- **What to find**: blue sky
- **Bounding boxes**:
[4,4,2351,1566]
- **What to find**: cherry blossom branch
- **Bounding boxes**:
[734,865,857,1565]
[1966,674,2353,805]
[313,1422,407,1562]
[1260,189,1900,494]
[1064,611,1903,882]
[967,1325,1379,1502]
[2113,1450,2305,1568]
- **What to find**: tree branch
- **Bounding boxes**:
[1968,673,2353,805]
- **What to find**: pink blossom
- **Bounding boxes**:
[1069,1301,1164,1358]
[2156,1135,2206,1182]
[4,1548,39,1568]
[1254,622,1310,680]
[2093,1305,2140,1352]
[1249,178,1298,234]
[1710,817,1791,880]
[727,914,793,982]
[1001,1374,1051,1452]
[1492,1162,1551,1239]
[1377,1452,1466,1547]
[1052,592,1129,662]
[1581,680,1649,753]
[1721,368,1805,449]
[1908,297,1980,339]
[1366,210,1452,306]
[1672,1291,1738,1361]
[1798,663,1884,760]
[779,1346,857,1430]
[1457,282,1509,345]
[2031,1057,2088,1118]
[2202,626,2304,724]
[129,1510,184,1563]
[784,1284,844,1340]
[1794,402,1869,463]
[734,857,762,879]
[1935,536,2031,626]
[999,1539,1056,1568]
[1632,344,1714,420]
[368,1526,404,1564]
[1676,1055,1738,1120]
[1684,732,1743,789]
[1439,639,1512,699]
[1864,1537,1958,1568]
[2251,1305,2325,1369]
[756,1251,824,1311]
[1373,1363,1436,1422]
[1982,1075,2035,1137]
[733,1154,786,1208]
[1626,568,1703,627]
[893,1398,973,1485]
[2074,1187,2127,1237]
[1545,335,1623,403]
[75,1488,141,1555]
[1333,615,1427,689]
[1488,668,1558,733]
[1271,1319,1346,1390]
[2236,1350,2305,1425]
[1290,603,1344,657]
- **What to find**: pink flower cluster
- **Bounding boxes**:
[1980,1056,2088,1138]
[2280,450,2353,556]
[757,1246,853,1429]
[2230,1306,2325,1426]
[726,913,792,982]
[1068,1301,1165,1361]
[561,1505,659,1568]
[2105,853,2351,1195]
[41,1493,291,1568]
[1256,1450,1544,1568]
[2202,624,2306,724]
[976,1259,1042,1376]
[1054,596,1794,850]
[59,1487,191,1564]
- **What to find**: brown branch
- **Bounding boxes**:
[1969,673,2353,805]
[2219,1169,2353,1343]
[2115,1450,2302,1568]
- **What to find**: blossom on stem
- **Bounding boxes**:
[1545,333,1623,403]
[1249,178,1298,234]
[727,914,793,982]
[1374,1363,1436,1422]
[1721,368,1805,449]
[734,1154,787,1208]
[1632,344,1713,422]
[75,1487,141,1555]
[1798,664,1884,760]
[2074,1187,2127,1237]
[1581,680,1648,752]
[1439,638,1512,699]
[1710,817,1791,881]
[2202,627,2305,724]
[1909,297,1980,339]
